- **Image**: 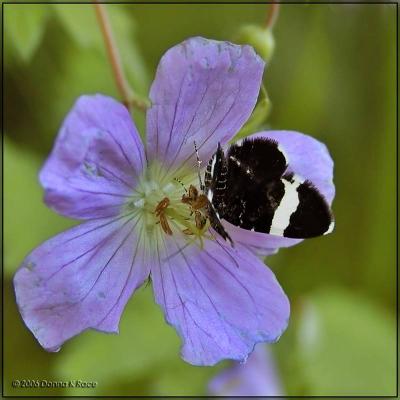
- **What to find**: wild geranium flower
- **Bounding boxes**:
[208,344,283,396]
[14,37,334,366]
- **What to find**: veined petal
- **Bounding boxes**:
[208,344,284,396]
[225,219,302,255]
[40,94,146,219]
[151,235,289,366]
[146,37,264,174]
[13,214,150,351]
[227,130,335,253]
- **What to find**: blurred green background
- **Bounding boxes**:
[3,2,397,396]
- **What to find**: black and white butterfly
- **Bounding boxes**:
[201,137,334,245]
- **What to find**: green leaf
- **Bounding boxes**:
[5,15,147,151]
[295,288,396,396]
[4,4,49,62]
[53,4,149,96]
[4,139,76,276]
[55,288,179,396]
[52,4,99,48]
[151,360,220,396]
[55,287,220,396]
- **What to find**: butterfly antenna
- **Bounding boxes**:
[194,141,204,190]
[173,177,188,193]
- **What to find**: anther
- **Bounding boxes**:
[154,197,173,235]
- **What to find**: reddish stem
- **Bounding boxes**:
[93,2,147,112]
[266,1,280,30]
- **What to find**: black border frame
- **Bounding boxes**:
[1,1,398,398]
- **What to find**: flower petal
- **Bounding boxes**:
[146,37,264,173]
[208,344,284,396]
[13,214,150,351]
[225,219,303,255]
[40,94,146,219]
[150,236,289,366]
[226,130,335,253]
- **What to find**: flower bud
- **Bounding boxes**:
[235,25,275,63]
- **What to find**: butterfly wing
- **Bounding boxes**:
[214,138,334,238]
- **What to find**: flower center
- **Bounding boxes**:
[124,162,210,249]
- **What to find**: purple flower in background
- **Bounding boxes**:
[14,37,334,366]
[209,344,283,396]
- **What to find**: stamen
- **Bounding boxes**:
[160,214,173,236]
[155,197,170,216]
[133,161,213,252]
[154,197,173,236]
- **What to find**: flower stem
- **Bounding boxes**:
[93,1,148,112]
[266,1,280,30]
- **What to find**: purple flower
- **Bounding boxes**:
[13,37,334,366]
[208,344,283,396]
